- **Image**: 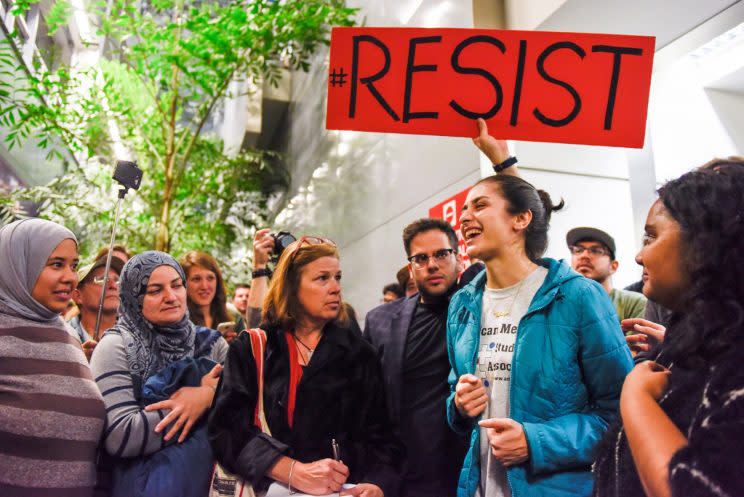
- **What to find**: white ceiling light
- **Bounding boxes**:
[688,22,744,91]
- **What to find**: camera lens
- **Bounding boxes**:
[270,231,297,261]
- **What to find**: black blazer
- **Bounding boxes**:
[362,266,486,422]
[208,321,403,496]
[362,296,418,423]
[363,295,469,497]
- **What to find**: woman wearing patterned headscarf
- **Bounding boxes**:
[0,218,105,496]
[90,251,228,495]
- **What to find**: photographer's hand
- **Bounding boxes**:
[246,228,273,324]
[252,228,273,269]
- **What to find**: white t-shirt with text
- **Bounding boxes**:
[474,266,548,497]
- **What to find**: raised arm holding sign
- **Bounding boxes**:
[326,27,655,148]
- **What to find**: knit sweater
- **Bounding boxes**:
[593,344,744,497]
[0,314,106,497]
[91,332,228,458]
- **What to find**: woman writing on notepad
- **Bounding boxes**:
[208,237,402,497]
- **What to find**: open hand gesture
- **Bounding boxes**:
[145,363,222,443]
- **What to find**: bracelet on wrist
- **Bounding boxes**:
[288,459,297,495]
[252,268,273,279]
[493,156,518,173]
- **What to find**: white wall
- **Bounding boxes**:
[502,0,744,289]
[649,55,744,183]
[276,1,479,319]
[505,0,567,30]
[505,145,641,288]
[277,0,744,318]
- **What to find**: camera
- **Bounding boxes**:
[113,160,143,191]
[270,231,297,262]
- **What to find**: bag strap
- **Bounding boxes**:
[245,328,271,436]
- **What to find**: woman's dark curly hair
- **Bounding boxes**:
[659,158,744,368]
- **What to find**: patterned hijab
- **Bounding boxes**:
[0,218,77,325]
[108,251,196,385]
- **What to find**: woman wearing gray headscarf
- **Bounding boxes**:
[90,250,228,496]
[0,218,106,497]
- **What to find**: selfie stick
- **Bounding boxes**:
[93,161,142,341]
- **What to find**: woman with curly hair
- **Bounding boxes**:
[592,158,744,497]
[180,251,231,330]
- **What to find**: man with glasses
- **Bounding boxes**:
[69,255,125,359]
[567,227,647,321]
[364,218,467,497]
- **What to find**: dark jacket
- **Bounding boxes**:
[208,321,403,496]
[112,357,218,497]
[364,295,467,497]
[593,343,744,497]
[364,295,418,422]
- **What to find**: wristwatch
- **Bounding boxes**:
[493,156,518,173]
[252,268,273,279]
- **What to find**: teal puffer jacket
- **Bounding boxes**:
[446,258,633,497]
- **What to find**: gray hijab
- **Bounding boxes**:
[108,251,196,386]
[0,218,77,324]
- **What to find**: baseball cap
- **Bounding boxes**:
[77,256,125,286]
[566,227,616,260]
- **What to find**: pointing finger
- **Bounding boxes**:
[479,417,517,430]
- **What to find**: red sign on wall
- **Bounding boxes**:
[429,186,472,268]
[326,27,655,148]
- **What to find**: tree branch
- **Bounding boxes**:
[175,66,237,173]
[122,11,170,127]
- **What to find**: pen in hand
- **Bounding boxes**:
[332,438,340,461]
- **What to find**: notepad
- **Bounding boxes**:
[265,482,356,497]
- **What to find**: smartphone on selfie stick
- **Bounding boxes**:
[93,161,143,341]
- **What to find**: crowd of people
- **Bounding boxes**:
[1,119,743,497]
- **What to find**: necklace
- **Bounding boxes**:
[491,277,527,318]
[293,340,309,366]
[293,333,321,363]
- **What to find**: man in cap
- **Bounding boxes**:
[567,227,647,321]
[69,256,125,359]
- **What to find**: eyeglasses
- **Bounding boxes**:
[288,236,337,265]
[93,276,120,286]
[569,245,610,257]
[407,248,455,269]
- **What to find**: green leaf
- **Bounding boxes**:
[47,0,73,35]
[1,0,355,272]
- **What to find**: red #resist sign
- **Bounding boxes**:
[326,27,655,148]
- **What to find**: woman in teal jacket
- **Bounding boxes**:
[446,123,633,497]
